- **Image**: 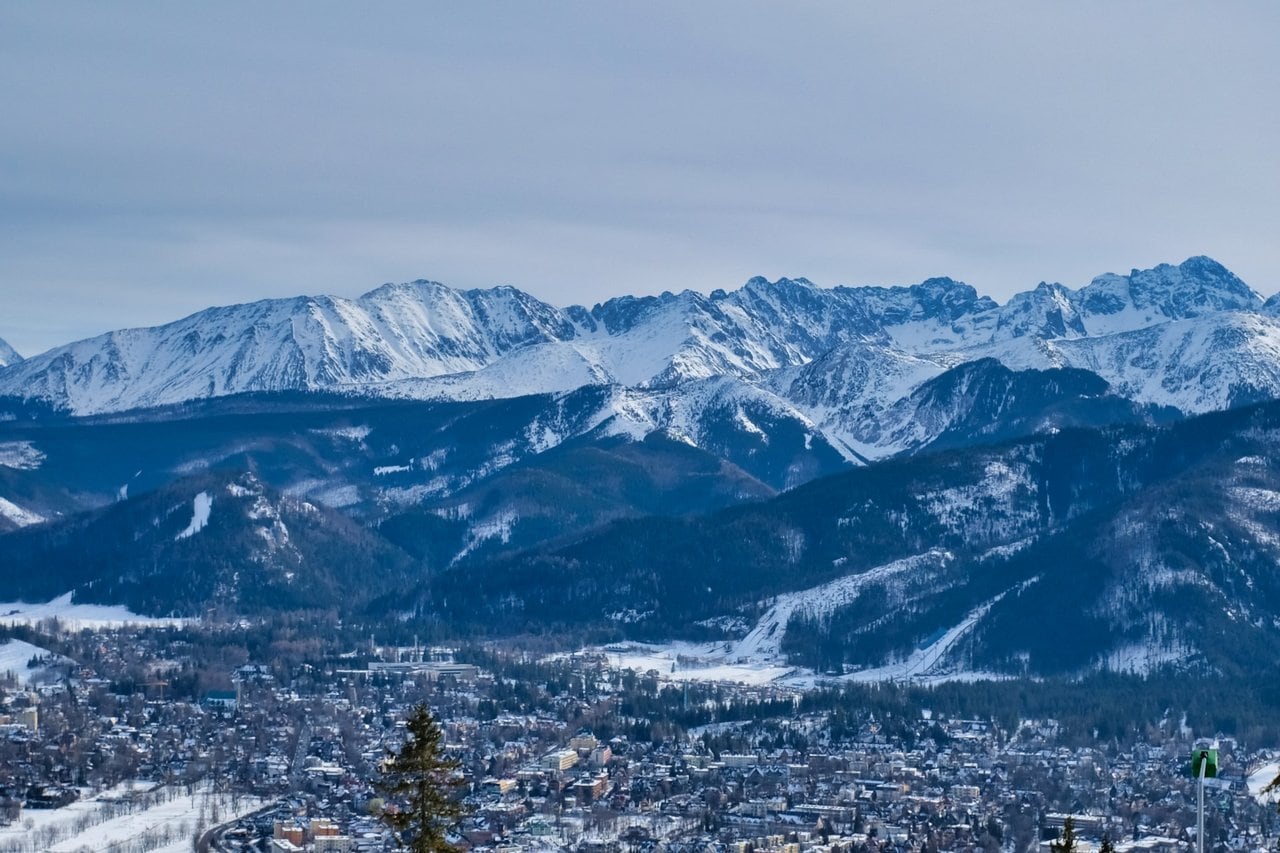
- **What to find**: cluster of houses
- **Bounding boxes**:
[2,632,1278,852]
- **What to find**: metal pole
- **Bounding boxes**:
[1198,758,1206,853]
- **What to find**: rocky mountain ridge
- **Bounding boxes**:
[1,256,1274,466]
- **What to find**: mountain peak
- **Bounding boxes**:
[741,275,818,291]
[1129,255,1260,314]
[1173,255,1257,298]
[0,336,21,368]
[917,275,966,289]
[909,277,995,321]
[1176,254,1234,277]
[1076,256,1260,329]
[362,278,446,295]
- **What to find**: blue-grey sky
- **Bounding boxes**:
[3,2,1278,356]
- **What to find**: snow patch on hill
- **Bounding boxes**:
[312,424,372,442]
[732,550,954,662]
[0,496,45,527]
[175,491,213,540]
[593,641,800,686]
[452,510,520,563]
[385,342,613,402]
[840,577,1040,682]
[0,440,44,470]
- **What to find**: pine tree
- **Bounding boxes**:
[377,703,466,852]
[1100,833,1116,853]
[1050,817,1077,853]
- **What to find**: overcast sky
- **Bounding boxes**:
[2,2,1278,356]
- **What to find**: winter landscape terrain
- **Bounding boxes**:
[6,256,1280,853]
[3,257,1280,682]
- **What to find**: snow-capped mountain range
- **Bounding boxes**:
[0,256,1275,461]
[8,256,1280,679]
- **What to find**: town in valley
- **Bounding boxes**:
[1,616,1276,853]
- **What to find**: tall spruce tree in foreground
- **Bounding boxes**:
[1050,817,1077,853]
[377,703,465,852]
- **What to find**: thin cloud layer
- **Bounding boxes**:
[1,2,1277,355]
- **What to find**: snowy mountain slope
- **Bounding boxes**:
[773,347,1157,459]
[0,283,582,414]
[0,337,19,368]
[433,399,1280,678]
[965,448,1280,678]
[368,378,849,499]
[1046,312,1280,412]
[568,257,1273,439]
[0,256,1274,476]
[0,495,45,530]
[0,470,420,615]
[382,435,778,569]
[0,277,874,414]
[774,341,947,458]
[912,311,1280,416]
[640,549,1037,684]
[379,340,617,402]
[1073,256,1262,334]
[729,549,956,664]
[0,638,69,686]
[0,385,849,571]
[865,359,1156,455]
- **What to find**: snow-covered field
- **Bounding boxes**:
[0,593,190,630]
[1248,761,1280,804]
[0,638,65,685]
[597,641,800,686]
[592,637,1009,690]
[0,782,264,853]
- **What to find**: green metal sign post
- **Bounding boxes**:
[1191,749,1218,779]
[1191,748,1218,853]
